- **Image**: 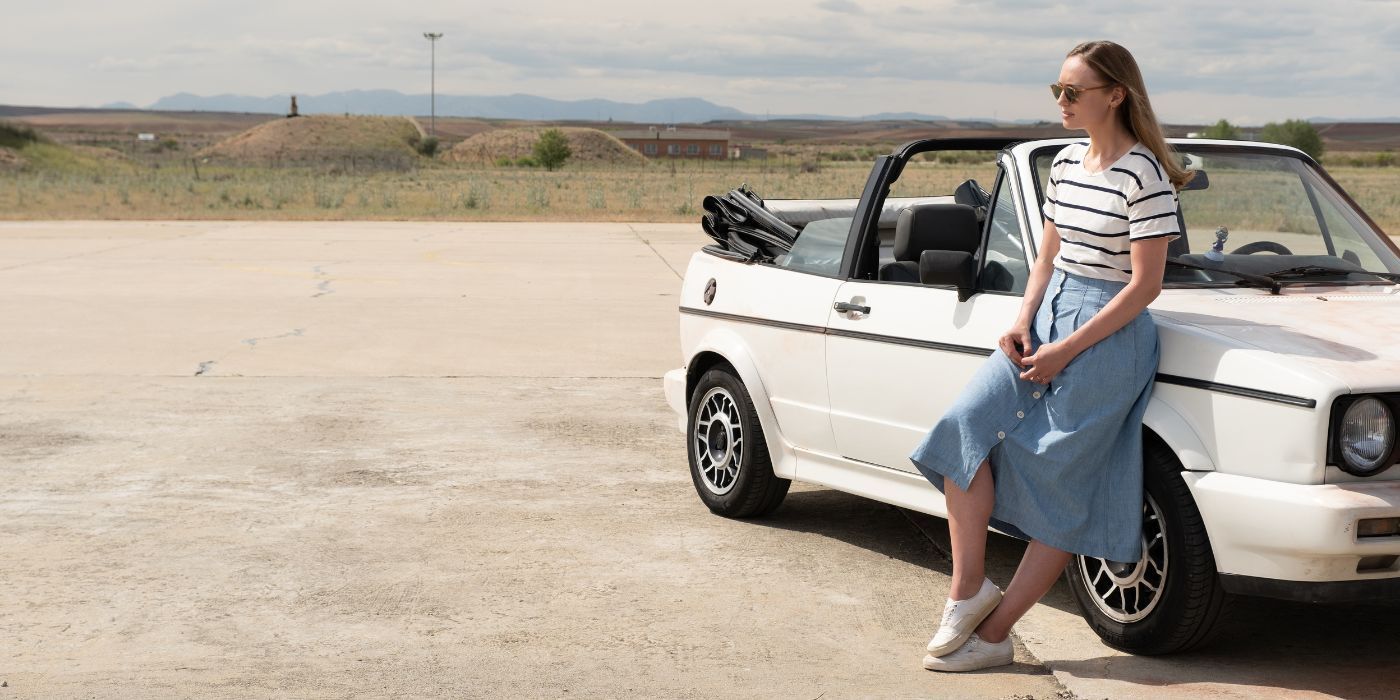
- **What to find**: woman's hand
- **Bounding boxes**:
[1020,341,1075,384]
[998,325,1033,367]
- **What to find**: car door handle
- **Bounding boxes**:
[833,301,871,314]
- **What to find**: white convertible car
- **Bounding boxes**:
[662,137,1400,654]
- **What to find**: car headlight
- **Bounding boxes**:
[1339,398,1396,475]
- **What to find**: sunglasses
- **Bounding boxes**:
[1050,82,1112,104]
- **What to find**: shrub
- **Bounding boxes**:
[494,156,514,167]
[415,135,439,157]
[1199,119,1241,140]
[526,182,550,208]
[515,155,538,168]
[1325,151,1398,168]
[0,121,43,149]
[922,150,997,164]
[532,128,572,171]
[1259,119,1324,159]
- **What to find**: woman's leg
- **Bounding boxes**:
[945,459,995,600]
[974,539,1072,642]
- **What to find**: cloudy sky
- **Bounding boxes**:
[6,0,1400,124]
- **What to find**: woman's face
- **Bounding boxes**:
[1055,55,1123,132]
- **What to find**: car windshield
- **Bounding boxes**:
[1032,144,1400,288]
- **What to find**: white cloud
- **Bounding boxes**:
[5,0,1400,121]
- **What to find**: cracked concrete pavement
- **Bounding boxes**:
[3,221,1400,699]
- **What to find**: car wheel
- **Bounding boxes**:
[687,367,790,518]
[1065,434,1230,654]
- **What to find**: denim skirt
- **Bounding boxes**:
[907,267,1158,563]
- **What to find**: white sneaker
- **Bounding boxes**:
[926,578,1002,657]
[921,632,1014,672]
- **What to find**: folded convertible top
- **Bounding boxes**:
[700,185,799,263]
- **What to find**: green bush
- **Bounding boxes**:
[515,155,538,168]
[494,156,514,167]
[415,135,439,157]
[1324,151,1398,168]
[532,128,572,171]
[1199,119,1241,140]
[921,150,997,164]
[0,121,43,149]
[1259,119,1324,159]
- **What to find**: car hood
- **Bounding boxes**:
[1149,285,1400,394]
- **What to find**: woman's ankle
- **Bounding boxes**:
[973,620,1009,644]
[949,575,986,601]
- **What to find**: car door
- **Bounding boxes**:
[722,215,851,456]
[824,165,1034,473]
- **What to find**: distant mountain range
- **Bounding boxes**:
[109,91,967,124]
[78,90,1400,125]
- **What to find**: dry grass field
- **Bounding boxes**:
[4,155,1400,237]
[4,157,1398,236]
[2,108,1400,240]
[0,159,994,221]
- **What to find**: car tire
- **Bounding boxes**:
[1064,433,1230,655]
[686,366,790,518]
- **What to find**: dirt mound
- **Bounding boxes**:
[443,126,647,166]
[198,115,424,168]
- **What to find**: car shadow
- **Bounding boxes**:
[758,487,1083,617]
[761,486,1400,698]
[1052,591,1400,698]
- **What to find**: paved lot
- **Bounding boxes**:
[3,221,1400,699]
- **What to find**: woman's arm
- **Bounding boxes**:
[1019,236,1170,384]
[998,218,1060,367]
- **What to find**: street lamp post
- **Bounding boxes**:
[423,32,443,137]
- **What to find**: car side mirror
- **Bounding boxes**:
[1180,169,1209,191]
[919,250,977,301]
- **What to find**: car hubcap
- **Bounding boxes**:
[1077,493,1169,623]
[693,387,743,495]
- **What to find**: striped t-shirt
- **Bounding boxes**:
[1041,141,1181,282]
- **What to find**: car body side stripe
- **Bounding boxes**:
[678,307,1318,408]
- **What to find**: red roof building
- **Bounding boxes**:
[611,126,731,159]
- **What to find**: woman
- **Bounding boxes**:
[908,40,1194,673]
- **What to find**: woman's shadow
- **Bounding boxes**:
[761,486,1400,698]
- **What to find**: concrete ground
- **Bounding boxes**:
[2,221,1399,699]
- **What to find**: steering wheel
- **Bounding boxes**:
[1230,240,1294,255]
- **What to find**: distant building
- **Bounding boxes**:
[612,126,730,159]
[729,144,768,160]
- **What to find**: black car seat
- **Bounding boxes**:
[1167,208,1191,258]
[878,203,982,283]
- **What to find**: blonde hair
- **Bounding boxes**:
[1068,41,1194,189]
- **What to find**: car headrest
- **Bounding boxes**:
[893,203,981,261]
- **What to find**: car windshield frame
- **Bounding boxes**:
[1027,142,1400,290]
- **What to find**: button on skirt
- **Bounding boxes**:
[908,268,1158,563]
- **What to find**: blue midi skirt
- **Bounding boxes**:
[908,268,1158,563]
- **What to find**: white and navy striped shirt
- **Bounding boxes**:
[1041,141,1180,283]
